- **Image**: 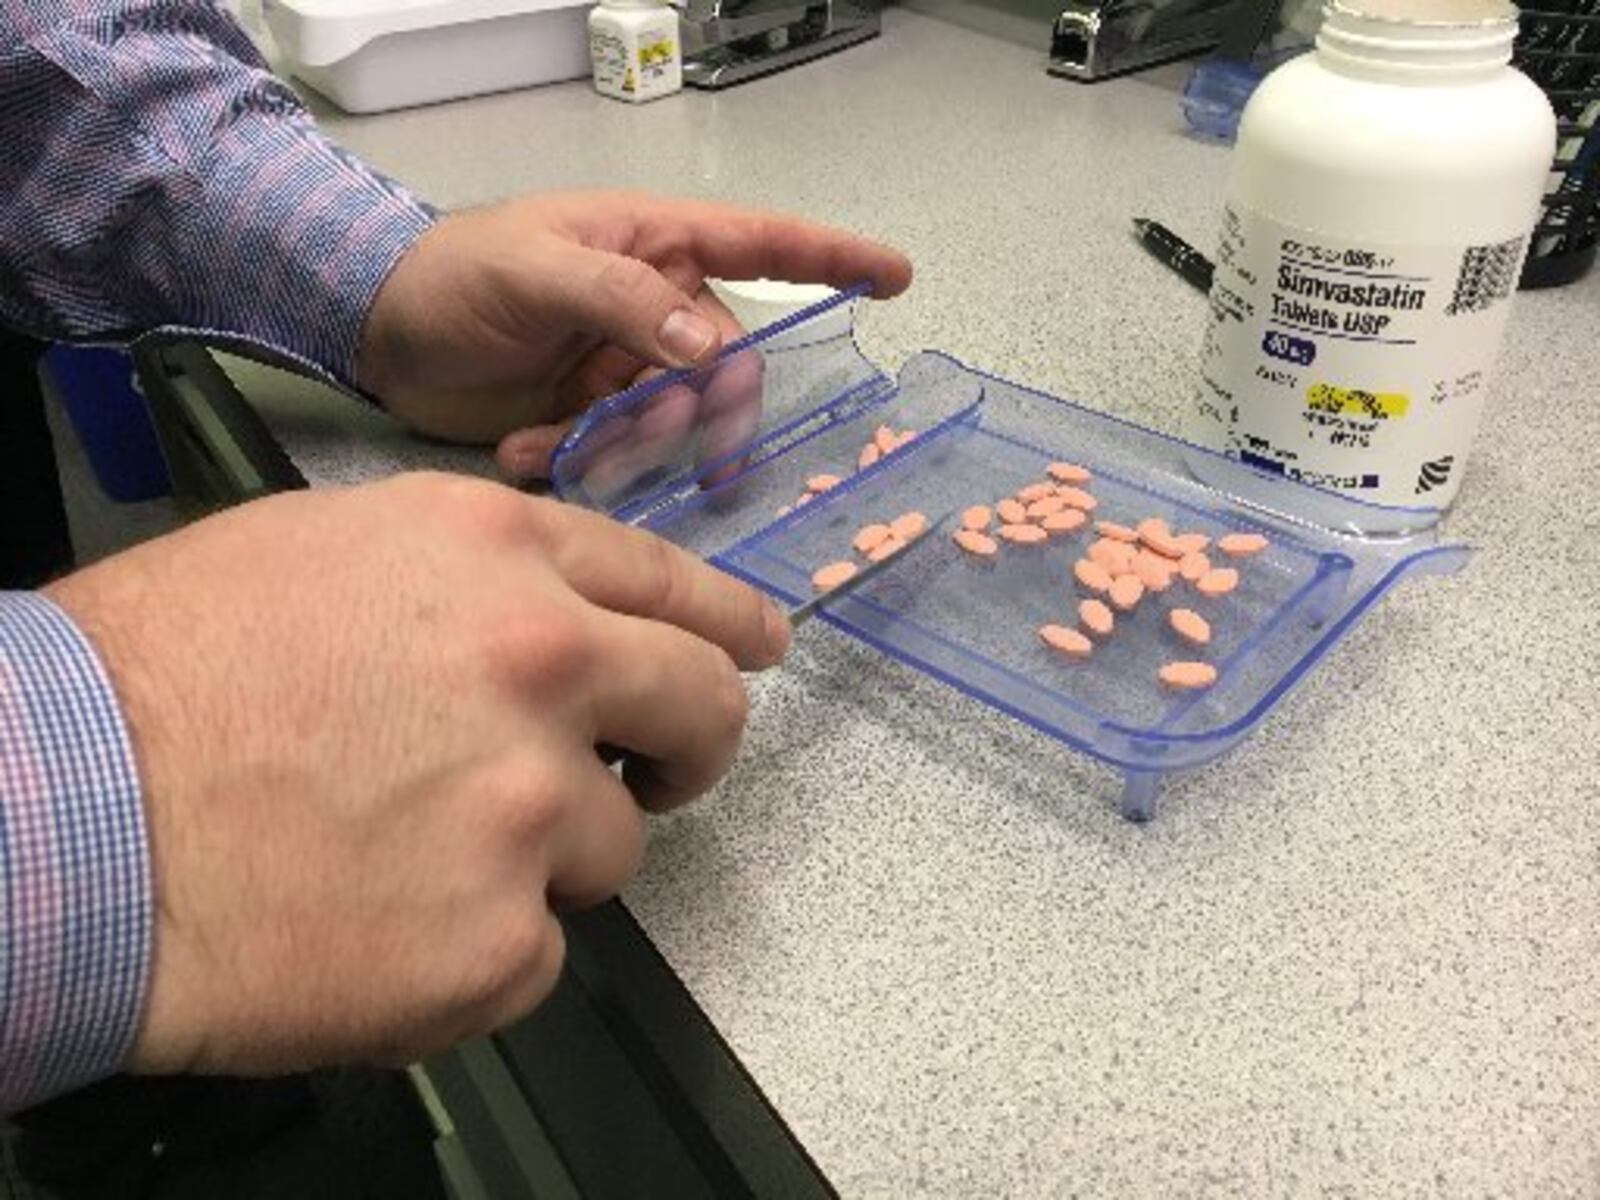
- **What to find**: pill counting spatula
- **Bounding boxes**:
[786,509,956,629]
[594,512,953,771]
[596,511,954,769]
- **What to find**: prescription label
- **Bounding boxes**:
[1190,203,1527,506]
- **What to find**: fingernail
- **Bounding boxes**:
[658,309,717,365]
[761,597,791,661]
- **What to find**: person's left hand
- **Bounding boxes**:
[356,190,913,482]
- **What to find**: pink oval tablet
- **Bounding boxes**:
[853,523,893,555]
[1178,552,1211,582]
[1088,538,1136,575]
[1039,623,1093,659]
[1073,558,1114,593]
[1026,495,1068,519]
[1141,530,1186,560]
[1047,462,1092,485]
[894,430,918,449]
[996,498,1028,525]
[866,534,907,563]
[1218,532,1269,558]
[1055,487,1098,512]
[1042,509,1088,534]
[1100,544,1139,576]
[1169,608,1211,646]
[776,504,793,518]
[1159,661,1217,690]
[1196,567,1240,596]
[891,511,928,540]
[1017,482,1056,503]
[999,523,1048,545]
[807,473,842,493]
[1174,532,1211,556]
[953,529,999,557]
[962,505,993,531]
[1133,550,1175,591]
[858,443,881,470]
[795,492,815,506]
[1109,574,1145,612]
[812,561,858,592]
[1095,521,1139,543]
[1136,517,1171,543]
[1079,598,1115,637]
[873,425,898,454]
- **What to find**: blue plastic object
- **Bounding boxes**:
[1181,51,1304,142]
[44,345,170,503]
[551,291,1468,820]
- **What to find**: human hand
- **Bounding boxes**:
[46,473,789,1074]
[355,191,912,480]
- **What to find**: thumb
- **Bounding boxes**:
[533,243,724,370]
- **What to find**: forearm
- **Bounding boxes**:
[0,1,435,387]
[0,592,148,1115]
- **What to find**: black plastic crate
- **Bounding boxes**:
[1515,1,1600,286]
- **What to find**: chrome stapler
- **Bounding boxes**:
[679,0,880,88]
[1047,0,1238,80]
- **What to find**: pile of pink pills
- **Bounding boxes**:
[811,508,929,593]
[778,424,919,518]
[797,446,1272,696]
[954,463,1269,692]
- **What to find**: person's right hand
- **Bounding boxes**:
[44,473,790,1076]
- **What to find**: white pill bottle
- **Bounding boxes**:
[589,0,683,103]
[1188,0,1554,525]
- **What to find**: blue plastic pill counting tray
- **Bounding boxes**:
[550,289,1468,820]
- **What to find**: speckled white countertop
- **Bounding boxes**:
[229,11,1600,1194]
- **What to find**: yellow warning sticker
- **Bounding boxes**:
[639,39,675,65]
[1305,383,1410,420]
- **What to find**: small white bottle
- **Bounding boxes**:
[589,0,683,103]
[1188,0,1554,526]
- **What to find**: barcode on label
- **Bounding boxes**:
[1445,236,1524,316]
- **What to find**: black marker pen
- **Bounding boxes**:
[1132,218,1215,295]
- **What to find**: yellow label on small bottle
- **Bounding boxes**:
[639,38,675,65]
